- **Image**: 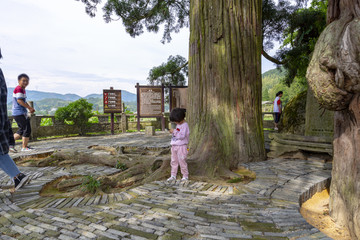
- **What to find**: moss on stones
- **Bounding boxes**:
[280,90,307,135]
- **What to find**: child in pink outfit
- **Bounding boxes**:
[167,108,190,181]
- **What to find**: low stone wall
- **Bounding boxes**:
[9,114,167,139]
[268,133,333,158]
[9,113,274,140]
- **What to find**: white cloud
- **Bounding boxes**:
[1,0,276,97]
[0,0,190,96]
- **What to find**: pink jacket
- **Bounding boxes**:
[171,122,190,146]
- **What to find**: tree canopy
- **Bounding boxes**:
[76,0,189,43]
[147,55,188,87]
[275,0,327,86]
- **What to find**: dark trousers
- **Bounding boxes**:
[8,120,15,146]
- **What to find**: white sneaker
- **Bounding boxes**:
[274,127,279,131]
[21,147,32,152]
[167,176,176,181]
[181,177,188,181]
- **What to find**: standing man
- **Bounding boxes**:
[12,73,35,151]
[0,48,28,190]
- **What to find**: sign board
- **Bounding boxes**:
[103,89,122,113]
[139,87,163,116]
[170,87,188,110]
[305,89,334,137]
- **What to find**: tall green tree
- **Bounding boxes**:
[147,55,188,87]
[76,0,305,176]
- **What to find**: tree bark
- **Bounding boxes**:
[330,95,360,239]
[307,0,360,238]
[188,0,265,177]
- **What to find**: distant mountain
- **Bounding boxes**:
[6,88,80,104]
[6,88,138,115]
[7,88,136,104]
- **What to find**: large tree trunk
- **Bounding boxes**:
[187,0,265,177]
[330,95,360,239]
[306,0,360,238]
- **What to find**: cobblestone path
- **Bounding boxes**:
[0,133,332,239]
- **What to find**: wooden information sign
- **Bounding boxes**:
[103,89,122,113]
[136,83,165,131]
[139,87,163,117]
[169,86,188,111]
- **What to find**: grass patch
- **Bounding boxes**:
[227,178,243,183]
[239,221,283,233]
[115,161,128,171]
[81,175,101,194]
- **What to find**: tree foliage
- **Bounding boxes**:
[76,0,190,43]
[55,98,94,135]
[147,55,187,86]
[262,68,307,104]
[276,0,327,86]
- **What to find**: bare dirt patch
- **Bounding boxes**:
[300,189,351,240]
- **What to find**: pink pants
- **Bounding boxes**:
[171,145,189,178]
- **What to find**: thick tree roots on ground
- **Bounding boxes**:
[18,145,255,198]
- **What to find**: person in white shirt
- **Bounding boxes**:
[273,91,283,130]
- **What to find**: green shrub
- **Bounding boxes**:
[115,161,128,171]
[55,99,93,135]
[40,118,53,126]
[81,175,101,193]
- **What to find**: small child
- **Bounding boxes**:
[167,108,190,181]
[12,73,35,151]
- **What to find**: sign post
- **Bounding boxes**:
[103,87,122,135]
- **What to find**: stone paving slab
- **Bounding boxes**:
[0,133,333,239]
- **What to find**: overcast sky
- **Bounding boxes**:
[0,0,276,96]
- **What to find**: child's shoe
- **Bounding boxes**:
[181,177,188,181]
[21,147,32,152]
[167,176,176,181]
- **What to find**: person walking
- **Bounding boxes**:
[12,73,35,151]
[0,48,28,191]
[273,91,283,131]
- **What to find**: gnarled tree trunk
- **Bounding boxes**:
[306,0,360,238]
[188,0,265,177]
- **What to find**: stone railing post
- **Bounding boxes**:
[120,113,128,133]
[28,101,37,140]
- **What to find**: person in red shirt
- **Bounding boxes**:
[273,91,283,130]
[12,74,35,151]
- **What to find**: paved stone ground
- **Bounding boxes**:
[0,133,333,239]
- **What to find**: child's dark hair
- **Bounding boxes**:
[0,48,2,59]
[276,91,283,97]
[170,108,186,122]
[18,73,29,81]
